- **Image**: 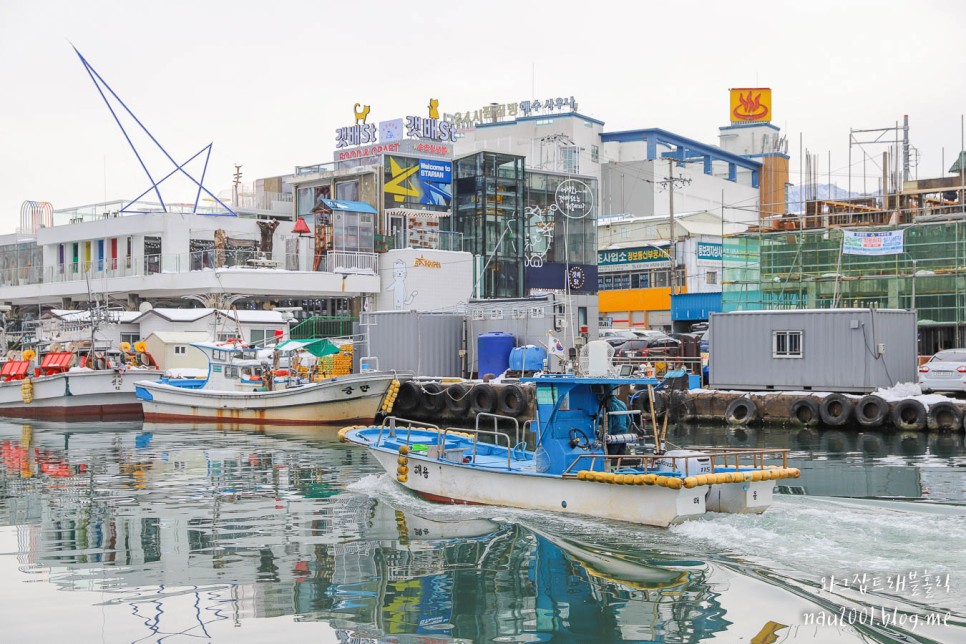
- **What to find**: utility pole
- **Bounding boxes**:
[657,158,691,295]
[232,164,243,207]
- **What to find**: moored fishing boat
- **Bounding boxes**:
[340,348,799,527]
[0,345,161,420]
[136,338,410,425]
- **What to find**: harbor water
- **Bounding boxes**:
[0,419,963,643]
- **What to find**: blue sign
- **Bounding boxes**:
[418,159,452,183]
[597,246,670,267]
[842,229,904,256]
[696,242,723,261]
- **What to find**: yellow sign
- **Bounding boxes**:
[414,255,441,269]
[730,88,771,123]
[353,102,370,125]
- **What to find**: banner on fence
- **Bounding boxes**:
[842,229,904,256]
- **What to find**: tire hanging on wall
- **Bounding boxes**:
[724,397,758,425]
[497,384,529,417]
[926,400,963,431]
[855,395,890,428]
[891,398,927,431]
[819,393,853,427]
[420,382,446,414]
[444,383,472,414]
[633,388,667,420]
[469,384,497,415]
[667,390,696,422]
[394,381,420,413]
[788,397,820,426]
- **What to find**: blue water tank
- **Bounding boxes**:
[478,332,515,377]
[509,345,547,372]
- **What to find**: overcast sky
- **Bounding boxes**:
[1,0,964,233]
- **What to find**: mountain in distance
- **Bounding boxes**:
[785,183,875,214]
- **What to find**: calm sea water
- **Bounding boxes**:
[0,419,963,643]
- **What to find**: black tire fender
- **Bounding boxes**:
[926,400,963,431]
[891,398,927,431]
[394,381,420,413]
[855,395,890,428]
[420,382,446,414]
[668,390,696,422]
[724,397,758,425]
[444,383,472,414]
[497,384,529,416]
[819,393,854,427]
[789,397,820,426]
[633,388,667,419]
[469,384,497,415]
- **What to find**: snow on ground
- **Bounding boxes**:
[695,382,963,409]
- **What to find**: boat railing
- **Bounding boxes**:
[442,426,516,470]
[475,412,521,446]
[377,415,442,444]
[561,447,790,478]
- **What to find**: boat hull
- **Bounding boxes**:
[369,448,711,528]
[137,372,398,425]
[0,368,160,420]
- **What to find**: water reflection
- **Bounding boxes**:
[0,420,963,643]
[665,424,965,502]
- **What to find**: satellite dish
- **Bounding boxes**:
[139,301,153,312]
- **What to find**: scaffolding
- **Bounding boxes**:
[722,216,966,355]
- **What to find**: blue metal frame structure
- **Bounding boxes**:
[72,45,236,216]
[600,128,761,189]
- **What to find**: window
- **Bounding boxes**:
[121,333,140,347]
[706,271,718,285]
[773,330,803,358]
[174,345,187,355]
[591,145,599,163]
[250,329,272,346]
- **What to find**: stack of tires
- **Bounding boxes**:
[386,381,531,420]
[786,393,963,432]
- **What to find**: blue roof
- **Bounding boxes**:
[600,128,761,171]
[313,198,378,214]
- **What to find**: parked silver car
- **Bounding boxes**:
[918,348,966,393]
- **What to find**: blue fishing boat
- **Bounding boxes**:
[341,365,799,527]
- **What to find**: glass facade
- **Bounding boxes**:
[524,171,598,267]
[454,152,525,298]
[721,221,966,354]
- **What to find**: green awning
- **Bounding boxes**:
[274,338,341,357]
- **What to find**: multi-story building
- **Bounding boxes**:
[721,162,966,356]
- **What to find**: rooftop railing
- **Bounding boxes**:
[0,249,379,288]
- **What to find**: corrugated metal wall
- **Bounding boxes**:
[709,309,917,393]
[671,292,722,321]
[364,311,463,378]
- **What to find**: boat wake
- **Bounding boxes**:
[672,495,966,615]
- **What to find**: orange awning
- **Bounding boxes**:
[40,352,74,369]
[1,360,30,380]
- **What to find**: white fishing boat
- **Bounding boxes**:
[340,342,800,528]
[136,338,408,425]
[0,346,161,420]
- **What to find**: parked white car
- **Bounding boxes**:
[918,348,966,394]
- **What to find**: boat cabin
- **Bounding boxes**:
[523,373,698,476]
[189,338,340,391]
